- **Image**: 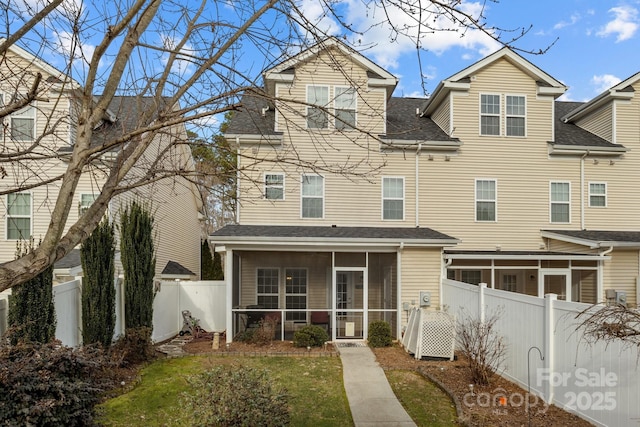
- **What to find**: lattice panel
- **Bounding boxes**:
[417,311,455,360]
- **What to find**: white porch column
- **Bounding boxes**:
[225,248,234,343]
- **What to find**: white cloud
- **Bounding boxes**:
[160,35,196,76]
[342,0,501,70]
[295,0,342,38]
[596,6,639,42]
[591,74,621,93]
[53,30,95,63]
[554,13,581,30]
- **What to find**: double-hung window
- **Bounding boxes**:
[301,175,323,218]
[7,193,32,240]
[79,194,98,216]
[257,268,279,309]
[475,179,497,221]
[506,95,526,136]
[334,87,356,130]
[307,86,329,129]
[285,268,307,321]
[265,173,284,200]
[461,270,482,285]
[589,182,607,207]
[550,182,571,223]
[382,177,404,220]
[480,94,500,136]
[11,104,35,141]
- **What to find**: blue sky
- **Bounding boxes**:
[295,0,640,102]
[16,0,640,106]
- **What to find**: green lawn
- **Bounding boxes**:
[97,356,353,426]
[386,370,459,426]
[99,355,459,427]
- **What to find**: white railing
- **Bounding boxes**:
[442,279,639,427]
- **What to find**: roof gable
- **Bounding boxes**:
[423,47,566,115]
[262,37,398,98]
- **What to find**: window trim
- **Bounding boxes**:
[588,182,607,208]
[475,178,497,222]
[256,267,280,309]
[10,102,36,142]
[382,176,405,221]
[285,267,308,321]
[264,173,285,201]
[300,174,324,219]
[505,94,526,137]
[479,93,501,136]
[6,192,32,240]
[550,181,571,223]
[334,86,357,131]
[79,193,98,216]
[306,85,329,130]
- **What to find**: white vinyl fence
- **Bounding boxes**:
[0,279,226,347]
[442,279,640,427]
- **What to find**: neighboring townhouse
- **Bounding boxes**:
[0,42,204,282]
[211,37,640,342]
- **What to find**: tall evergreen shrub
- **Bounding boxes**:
[201,240,224,280]
[8,241,56,344]
[120,201,156,329]
[80,219,116,347]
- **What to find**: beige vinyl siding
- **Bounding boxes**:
[400,247,443,309]
[602,249,638,307]
[431,95,450,134]
[614,83,640,147]
[576,104,613,142]
[239,48,404,226]
[547,240,598,254]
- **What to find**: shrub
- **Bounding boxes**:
[456,308,506,386]
[182,366,290,426]
[120,201,156,330]
[110,327,155,367]
[0,340,114,426]
[7,240,56,345]
[81,219,117,348]
[250,317,279,346]
[293,325,328,348]
[368,321,392,347]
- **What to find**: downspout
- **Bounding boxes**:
[441,257,452,309]
[397,242,404,338]
[598,245,614,304]
[235,137,241,223]
[580,151,589,230]
[415,143,422,227]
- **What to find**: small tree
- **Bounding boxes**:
[120,201,156,330]
[456,308,506,386]
[7,241,56,344]
[80,219,116,348]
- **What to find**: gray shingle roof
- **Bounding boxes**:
[553,101,625,149]
[161,260,196,276]
[211,224,456,242]
[225,91,280,136]
[382,97,458,142]
[54,249,81,269]
[543,229,640,244]
[224,91,457,143]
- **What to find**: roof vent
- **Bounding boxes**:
[261,106,269,117]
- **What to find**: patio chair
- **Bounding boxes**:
[311,311,330,332]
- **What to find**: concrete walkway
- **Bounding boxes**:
[338,344,417,427]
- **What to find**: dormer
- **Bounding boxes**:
[421,47,567,139]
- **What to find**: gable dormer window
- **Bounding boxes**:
[480,94,500,136]
[506,95,525,136]
[335,87,356,130]
[480,93,526,137]
[11,104,36,142]
[307,85,329,129]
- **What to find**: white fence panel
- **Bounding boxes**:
[442,280,640,427]
[152,281,181,342]
[179,280,226,333]
[53,280,82,347]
